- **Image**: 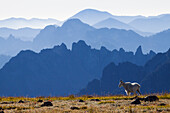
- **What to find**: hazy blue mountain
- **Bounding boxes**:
[79,49,170,95]
[71,9,144,25]
[145,29,170,52]
[33,19,170,53]
[0,41,155,96]
[71,9,114,25]
[33,19,95,50]
[112,15,145,24]
[1,18,170,55]
[0,35,31,55]
[0,18,168,56]
[157,14,170,20]
[71,9,170,33]
[84,28,144,52]
[0,18,61,29]
[129,14,170,33]
[0,55,11,69]
[134,30,153,37]
[33,19,143,52]
[0,27,41,41]
[93,18,153,36]
[93,18,135,30]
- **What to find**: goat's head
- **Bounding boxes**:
[118,80,123,87]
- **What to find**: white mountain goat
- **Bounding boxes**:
[118,80,141,96]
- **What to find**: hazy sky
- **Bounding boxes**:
[0,0,170,20]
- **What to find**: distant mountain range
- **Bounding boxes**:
[71,9,144,25]
[0,35,31,55]
[33,19,95,50]
[71,9,170,33]
[33,19,170,53]
[93,18,152,36]
[79,49,170,95]
[93,18,135,30]
[0,55,11,69]
[0,27,41,41]
[0,18,61,29]
[1,19,170,56]
[129,14,170,33]
[0,41,155,96]
[1,9,170,34]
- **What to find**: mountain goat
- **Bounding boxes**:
[118,80,141,96]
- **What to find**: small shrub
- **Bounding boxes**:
[98,100,115,104]
[69,95,75,99]
[80,106,87,109]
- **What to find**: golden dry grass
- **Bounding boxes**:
[0,94,169,113]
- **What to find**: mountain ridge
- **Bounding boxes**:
[0,27,41,41]
[93,18,135,30]
[0,17,61,29]
[0,40,155,96]
[79,49,170,95]
[1,19,170,56]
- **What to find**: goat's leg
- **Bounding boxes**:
[134,91,137,96]
[128,92,131,96]
[125,90,128,96]
[137,89,141,95]
[125,90,131,96]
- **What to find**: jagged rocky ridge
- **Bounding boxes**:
[79,49,170,95]
[0,41,155,96]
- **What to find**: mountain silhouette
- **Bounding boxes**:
[93,18,135,30]
[0,27,41,41]
[71,9,170,33]
[0,41,155,96]
[0,55,11,69]
[71,9,144,25]
[93,18,153,36]
[33,19,94,50]
[79,49,170,95]
[71,9,114,25]
[0,18,61,29]
[79,62,145,95]
[33,19,170,53]
[129,14,170,33]
[0,35,31,55]
[1,19,170,56]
